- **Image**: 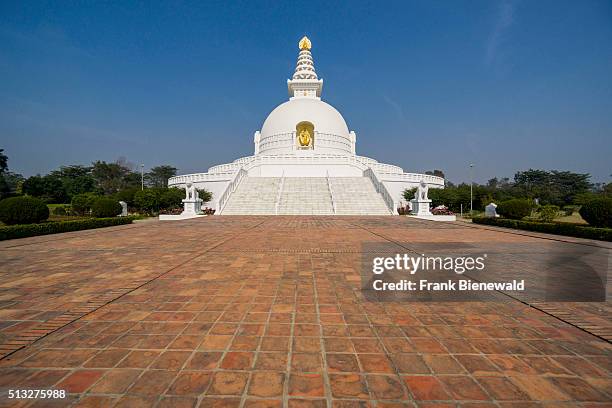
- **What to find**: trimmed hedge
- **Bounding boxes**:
[473,217,612,242]
[496,199,532,220]
[91,198,122,218]
[0,196,49,225]
[579,198,612,228]
[0,217,133,241]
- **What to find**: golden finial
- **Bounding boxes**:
[299,36,312,51]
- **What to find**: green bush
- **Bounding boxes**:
[91,198,122,218]
[0,217,133,241]
[579,198,612,228]
[159,188,185,209]
[0,196,50,225]
[538,205,559,222]
[71,193,100,215]
[472,217,612,242]
[52,205,71,216]
[497,199,533,220]
[562,205,578,216]
[197,188,213,203]
[134,189,159,213]
[113,187,139,207]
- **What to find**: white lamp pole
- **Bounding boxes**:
[469,163,474,214]
[140,164,144,190]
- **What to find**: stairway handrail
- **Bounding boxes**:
[364,167,396,214]
[275,171,285,215]
[326,171,337,214]
[217,167,248,214]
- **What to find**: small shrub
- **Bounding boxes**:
[114,188,139,207]
[538,205,559,222]
[159,188,184,209]
[562,205,577,216]
[0,196,50,225]
[0,217,133,241]
[52,205,70,216]
[579,198,612,228]
[197,188,213,203]
[497,199,532,220]
[134,189,160,213]
[71,193,100,215]
[91,198,122,218]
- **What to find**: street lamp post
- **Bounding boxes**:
[469,163,474,215]
[140,164,144,191]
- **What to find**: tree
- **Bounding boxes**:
[0,149,24,198]
[91,160,140,194]
[146,165,178,188]
[22,174,68,203]
[0,149,7,173]
[50,165,95,199]
[514,169,592,205]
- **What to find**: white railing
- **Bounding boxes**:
[168,171,236,186]
[377,172,445,186]
[275,171,285,215]
[326,170,337,214]
[217,168,248,214]
[364,168,396,215]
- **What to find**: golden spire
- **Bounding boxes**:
[299,36,312,51]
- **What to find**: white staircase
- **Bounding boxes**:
[277,178,334,215]
[330,177,392,215]
[221,177,280,214]
[220,176,391,215]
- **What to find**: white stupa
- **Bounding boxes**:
[169,36,444,215]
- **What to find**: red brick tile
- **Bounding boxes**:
[244,399,283,408]
[477,376,532,400]
[327,353,360,372]
[151,351,191,370]
[508,375,571,401]
[403,375,451,400]
[288,399,327,408]
[438,376,489,401]
[248,371,285,397]
[199,335,233,351]
[128,370,177,396]
[255,352,288,371]
[220,351,255,370]
[57,370,104,393]
[292,353,323,372]
[548,377,609,402]
[358,354,394,373]
[366,374,406,400]
[167,371,212,395]
[289,373,325,397]
[390,353,430,374]
[208,371,249,395]
[422,354,464,374]
[89,369,141,393]
[230,335,260,351]
[157,396,198,408]
[329,374,368,399]
[114,395,157,408]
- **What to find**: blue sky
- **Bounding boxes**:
[1,0,611,184]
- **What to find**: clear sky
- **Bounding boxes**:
[1,0,611,184]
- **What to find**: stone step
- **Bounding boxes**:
[221,176,391,215]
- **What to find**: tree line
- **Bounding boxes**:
[0,150,179,203]
[406,169,610,212]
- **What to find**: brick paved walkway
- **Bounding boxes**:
[0,216,610,407]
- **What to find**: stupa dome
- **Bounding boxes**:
[260,98,350,141]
